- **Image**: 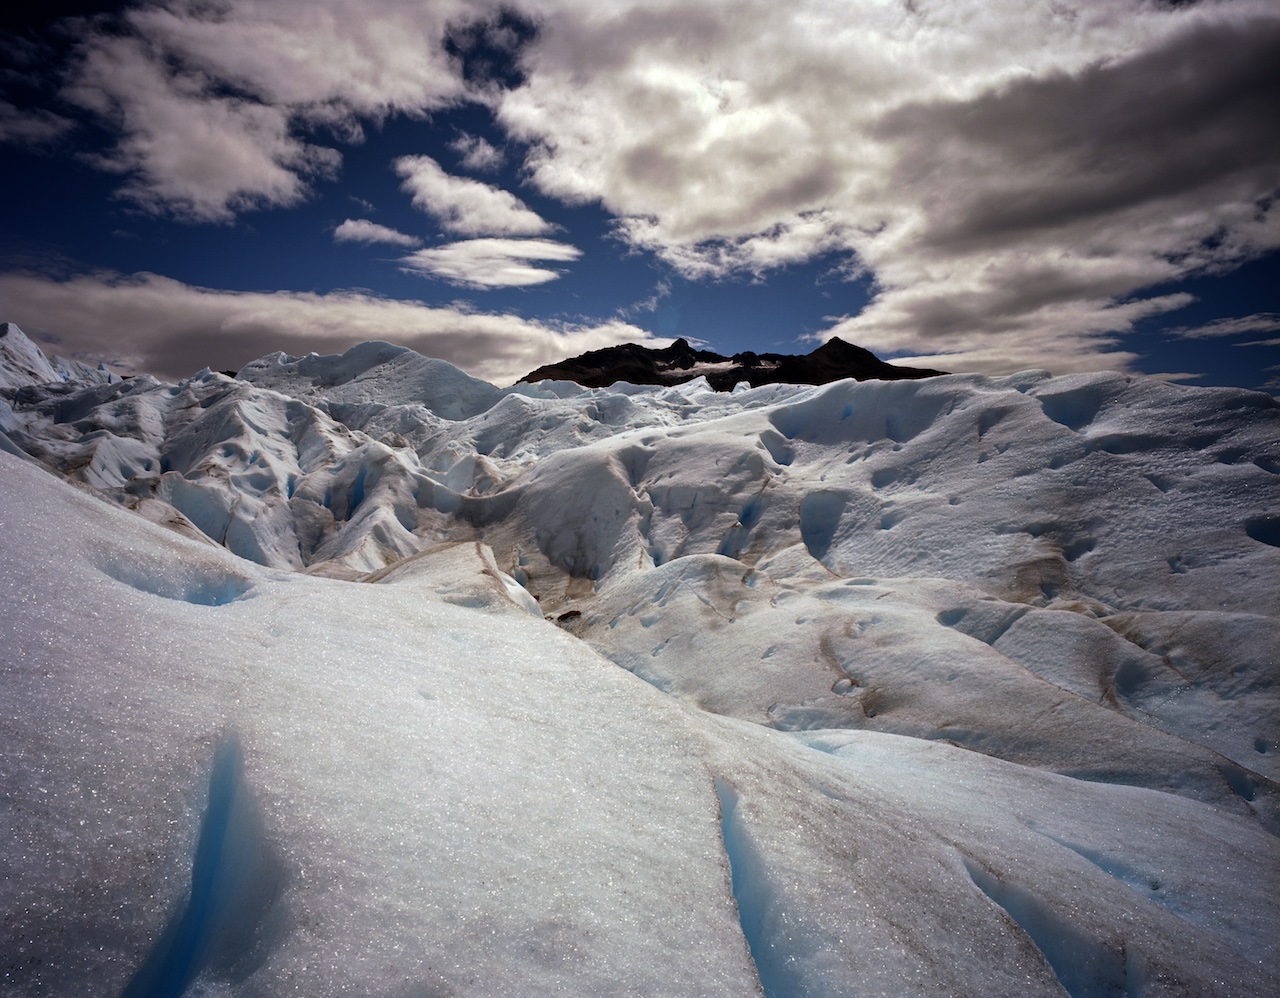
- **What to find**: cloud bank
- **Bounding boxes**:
[0,270,650,385]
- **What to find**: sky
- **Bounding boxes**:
[0,0,1277,390]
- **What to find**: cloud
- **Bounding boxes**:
[399,237,580,287]
[1167,313,1280,340]
[62,33,340,222]
[48,4,531,234]
[449,132,503,172]
[498,0,1280,370]
[823,285,1197,377]
[815,12,1280,366]
[123,0,472,115]
[0,99,74,146]
[56,0,492,220]
[616,212,850,281]
[0,268,649,385]
[333,218,421,247]
[395,154,551,236]
[23,0,1280,375]
[616,280,671,319]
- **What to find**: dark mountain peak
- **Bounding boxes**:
[521,337,945,391]
[655,337,702,369]
[811,336,877,362]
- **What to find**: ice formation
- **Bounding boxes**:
[2,321,1278,996]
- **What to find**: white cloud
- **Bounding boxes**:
[333,218,421,247]
[616,280,671,319]
[62,34,340,222]
[399,238,580,288]
[125,0,472,115]
[1168,313,1280,340]
[58,0,493,221]
[0,268,649,386]
[450,133,504,172]
[55,3,541,233]
[395,155,551,236]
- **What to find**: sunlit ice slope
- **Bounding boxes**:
[2,321,1279,995]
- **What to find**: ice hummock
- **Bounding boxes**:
[2,322,1278,996]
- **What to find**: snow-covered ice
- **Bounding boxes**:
[2,323,1278,995]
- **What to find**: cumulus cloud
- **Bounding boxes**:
[0,269,649,385]
[123,0,472,115]
[395,154,551,236]
[499,0,1280,370]
[333,218,421,247]
[62,34,340,222]
[449,132,503,172]
[399,238,580,287]
[57,0,494,220]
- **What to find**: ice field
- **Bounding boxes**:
[2,321,1278,996]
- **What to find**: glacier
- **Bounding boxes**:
[1,320,1278,996]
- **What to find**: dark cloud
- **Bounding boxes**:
[875,14,1280,255]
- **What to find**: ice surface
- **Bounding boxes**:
[236,340,504,421]
[0,322,60,388]
[2,325,1279,995]
[0,322,119,390]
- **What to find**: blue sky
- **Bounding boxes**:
[1,0,1277,389]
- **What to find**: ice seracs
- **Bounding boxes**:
[237,339,505,420]
[2,322,1278,995]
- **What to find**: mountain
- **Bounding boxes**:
[520,335,946,389]
[2,322,1278,996]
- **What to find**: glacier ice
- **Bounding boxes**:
[2,322,1278,996]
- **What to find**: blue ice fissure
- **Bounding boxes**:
[961,856,1135,998]
[714,778,793,998]
[121,735,250,998]
[348,465,367,519]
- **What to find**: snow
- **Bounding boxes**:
[0,322,60,388]
[0,322,119,391]
[2,323,1279,995]
[236,340,504,421]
